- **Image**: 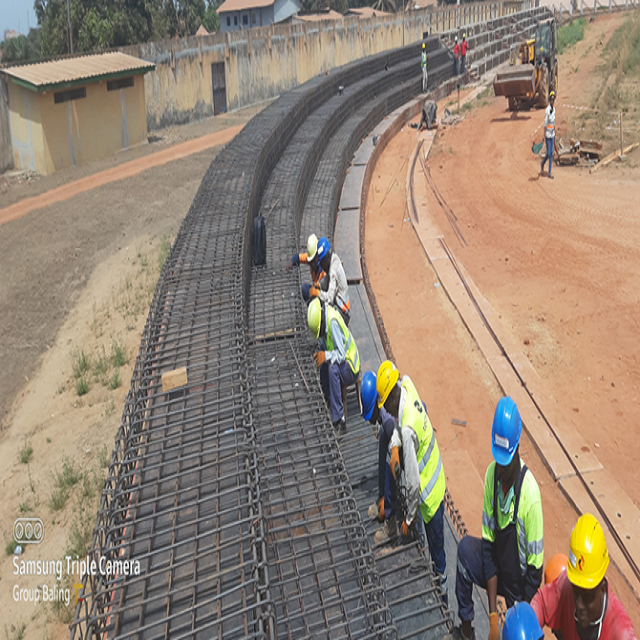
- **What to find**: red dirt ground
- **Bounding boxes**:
[365,13,640,623]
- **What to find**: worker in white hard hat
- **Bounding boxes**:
[453,36,461,76]
[421,42,429,92]
[531,513,637,640]
[541,91,556,179]
[286,233,326,301]
[307,297,360,438]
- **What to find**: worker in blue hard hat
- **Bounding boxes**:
[453,397,544,640]
[308,297,359,438]
[503,602,544,640]
[286,233,327,302]
[360,370,399,544]
[309,237,351,326]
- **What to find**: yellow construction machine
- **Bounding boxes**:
[493,17,558,110]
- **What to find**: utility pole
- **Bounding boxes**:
[67,0,73,54]
[403,0,405,47]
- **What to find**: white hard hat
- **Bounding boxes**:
[307,234,318,260]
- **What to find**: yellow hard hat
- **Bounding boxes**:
[567,514,609,589]
[422,43,426,48]
[308,298,322,340]
[549,90,555,99]
[307,233,318,260]
[376,360,399,408]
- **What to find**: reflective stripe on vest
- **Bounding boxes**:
[401,379,445,516]
[326,306,359,374]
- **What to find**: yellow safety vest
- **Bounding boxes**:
[326,306,360,375]
[401,378,446,521]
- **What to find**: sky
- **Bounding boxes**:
[1,0,38,40]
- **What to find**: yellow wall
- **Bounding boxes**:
[9,74,147,175]
[8,81,44,174]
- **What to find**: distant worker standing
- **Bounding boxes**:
[286,233,326,301]
[307,297,360,437]
[461,33,469,75]
[421,43,429,92]
[541,91,556,179]
[377,361,447,588]
[313,237,351,326]
[453,396,544,640]
[453,36,461,76]
[531,513,637,640]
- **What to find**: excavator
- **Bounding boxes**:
[493,17,558,110]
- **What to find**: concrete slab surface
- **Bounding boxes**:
[341,164,366,211]
[334,208,362,282]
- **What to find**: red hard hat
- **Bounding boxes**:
[544,553,569,584]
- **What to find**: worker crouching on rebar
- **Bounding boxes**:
[453,397,544,640]
[313,237,351,326]
[376,361,448,590]
[286,233,327,302]
[308,298,360,438]
[360,371,399,544]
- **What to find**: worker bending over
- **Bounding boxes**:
[454,397,544,640]
[360,370,398,544]
[532,513,637,640]
[377,361,447,588]
[307,298,359,437]
[309,237,351,326]
[286,233,326,301]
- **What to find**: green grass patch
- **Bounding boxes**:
[72,349,92,380]
[5,538,18,555]
[558,18,586,54]
[75,376,89,397]
[18,438,33,464]
[110,340,128,368]
[49,457,81,511]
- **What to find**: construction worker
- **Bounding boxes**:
[377,361,447,586]
[311,237,351,326]
[286,233,326,301]
[453,396,544,640]
[307,297,359,437]
[541,91,556,179]
[503,602,544,640]
[453,36,461,76]
[461,33,469,75]
[531,514,637,640]
[421,43,429,92]
[544,553,568,585]
[360,370,398,544]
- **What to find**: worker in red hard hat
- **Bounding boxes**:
[531,513,637,640]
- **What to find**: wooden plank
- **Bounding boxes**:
[162,366,188,393]
[591,142,639,173]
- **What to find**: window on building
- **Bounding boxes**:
[234,15,238,25]
[53,87,86,104]
[252,13,256,23]
[243,14,248,24]
[107,76,134,91]
[227,16,230,26]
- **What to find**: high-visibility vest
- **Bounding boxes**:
[325,305,360,375]
[401,378,445,521]
[421,51,427,68]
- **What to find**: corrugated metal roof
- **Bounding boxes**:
[347,6,391,18]
[217,0,275,13]
[2,52,155,92]
[296,10,344,21]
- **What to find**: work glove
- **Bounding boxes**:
[314,351,326,367]
[401,520,410,537]
[489,613,499,640]
[390,446,401,483]
[376,497,385,522]
[309,287,320,298]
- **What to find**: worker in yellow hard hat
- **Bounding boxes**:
[461,33,468,75]
[531,513,637,640]
[421,42,429,92]
[541,91,556,179]
[376,361,447,596]
[307,298,359,438]
[286,233,326,301]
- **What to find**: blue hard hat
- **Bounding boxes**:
[317,237,331,262]
[360,371,377,421]
[503,602,544,640]
[491,396,522,466]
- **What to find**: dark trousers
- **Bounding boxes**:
[378,429,397,519]
[454,58,459,76]
[320,360,357,423]
[461,55,466,75]
[302,283,312,301]
[423,499,446,577]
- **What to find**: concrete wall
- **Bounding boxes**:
[8,73,147,175]
[120,0,538,131]
[0,75,12,172]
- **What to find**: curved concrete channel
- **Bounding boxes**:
[69,7,548,639]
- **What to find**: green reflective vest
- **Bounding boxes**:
[326,305,360,375]
[401,378,445,521]
[421,51,427,68]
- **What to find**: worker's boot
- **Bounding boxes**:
[452,626,475,640]
[374,515,398,545]
[368,497,385,522]
[540,157,545,174]
[333,417,347,439]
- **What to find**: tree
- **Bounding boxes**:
[0,29,42,63]
[202,0,220,33]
